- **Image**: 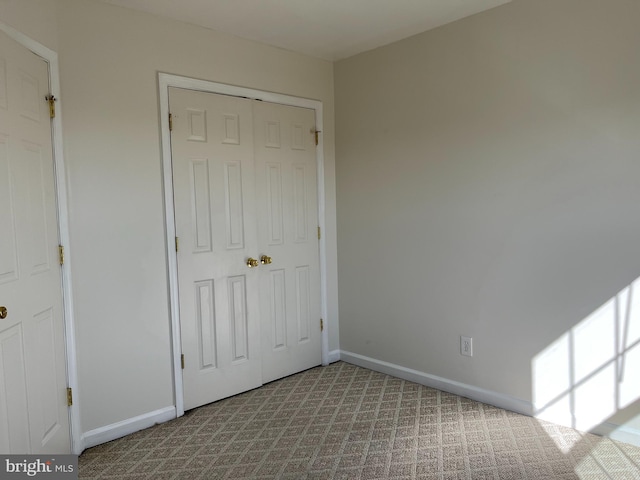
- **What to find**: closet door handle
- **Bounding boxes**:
[246,258,259,268]
[260,255,272,265]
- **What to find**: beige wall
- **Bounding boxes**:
[5,0,640,447]
[56,0,338,433]
[336,0,640,438]
[0,0,58,50]
[2,0,338,437]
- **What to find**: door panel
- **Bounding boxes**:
[0,324,30,453]
[170,88,261,411]
[253,101,321,384]
[0,133,18,284]
[0,31,69,454]
[171,88,321,409]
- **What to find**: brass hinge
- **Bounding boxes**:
[46,95,56,118]
[169,113,173,132]
[58,245,64,265]
[320,319,324,332]
[175,237,179,252]
[317,226,321,240]
[181,354,185,369]
[66,387,73,407]
[314,130,321,146]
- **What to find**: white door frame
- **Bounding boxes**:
[158,73,329,417]
[0,22,81,454]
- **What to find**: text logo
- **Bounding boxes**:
[1,456,77,480]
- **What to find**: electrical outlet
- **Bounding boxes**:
[460,336,473,357]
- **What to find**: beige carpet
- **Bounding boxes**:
[79,361,640,479]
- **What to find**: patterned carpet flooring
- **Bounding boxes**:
[79,361,640,479]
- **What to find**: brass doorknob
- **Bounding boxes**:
[0,306,7,319]
[246,257,259,268]
[260,255,272,265]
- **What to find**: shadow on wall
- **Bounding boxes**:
[532,276,640,442]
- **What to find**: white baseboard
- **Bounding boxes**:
[78,353,640,452]
[328,349,341,364]
[81,406,176,451]
[339,351,640,447]
[592,422,640,447]
[340,350,533,416]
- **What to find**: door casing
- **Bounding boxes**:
[158,73,329,417]
[0,21,80,454]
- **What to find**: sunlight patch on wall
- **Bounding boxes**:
[533,278,640,433]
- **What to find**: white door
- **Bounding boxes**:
[170,88,262,410]
[253,101,321,383]
[0,31,70,453]
[170,88,321,410]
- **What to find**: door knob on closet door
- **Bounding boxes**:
[0,306,7,319]
[246,257,259,268]
[260,255,272,265]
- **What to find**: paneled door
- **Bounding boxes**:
[253,101,321,383]
[0,31,70,453]
[170,88,262,410]
[169,88,321,410]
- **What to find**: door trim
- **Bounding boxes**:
[0,22,81,454]
[158,73,329,417]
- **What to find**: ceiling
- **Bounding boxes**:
[100,0,511,61]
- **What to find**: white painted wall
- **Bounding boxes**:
[1,0,338,439]
[335,0,640,440]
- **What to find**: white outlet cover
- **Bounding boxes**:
[461,336,473,357]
